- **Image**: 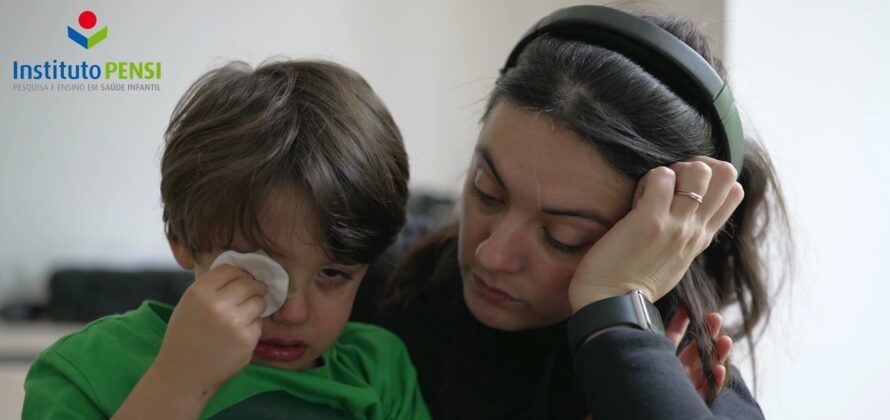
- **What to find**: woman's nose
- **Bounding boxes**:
[270,285,311,325]
[475,216,525,273]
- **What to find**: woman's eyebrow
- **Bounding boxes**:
[476,146,507,190]
[477,145,614,228]
[541,208,615,228]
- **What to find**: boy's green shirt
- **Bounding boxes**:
[23,301,430,419]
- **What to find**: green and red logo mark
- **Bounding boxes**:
[67,11,107,49]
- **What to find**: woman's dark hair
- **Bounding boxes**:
[161,59,409,264]
[480,16,793,399]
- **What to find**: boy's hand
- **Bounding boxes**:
[154,263,268,395]
[113,264,267,419]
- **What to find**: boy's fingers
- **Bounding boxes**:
[251,317,263,333]
[200,263,253,290]
[219,275,268,307]
[239,295,268,324]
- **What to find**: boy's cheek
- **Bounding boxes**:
[315,294,357,340]
[325,292,358,326]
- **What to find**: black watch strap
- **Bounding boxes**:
[566,290,665,356]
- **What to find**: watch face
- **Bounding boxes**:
[632,290,665,334]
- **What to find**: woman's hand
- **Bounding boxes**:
[568,156,744,310]
[665,307,733,401]
[113,264,267,419]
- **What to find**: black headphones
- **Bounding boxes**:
[502,5,744,175]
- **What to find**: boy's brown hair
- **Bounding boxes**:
[160,59,409,264]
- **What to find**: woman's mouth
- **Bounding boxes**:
[473,274,517,305]
[254,338,308,362]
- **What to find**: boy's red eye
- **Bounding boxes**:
[317,268,351,288]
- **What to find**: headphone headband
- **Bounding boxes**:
[502,6,744,175]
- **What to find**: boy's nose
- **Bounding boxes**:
[270,287,311,324]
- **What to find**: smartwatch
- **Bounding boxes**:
[566,290,665,356]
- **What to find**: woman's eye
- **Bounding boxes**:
[542,228,587,255]
[317,268,352,288]
[471,184,503,207]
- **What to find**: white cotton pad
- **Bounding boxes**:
[210,250,289,318]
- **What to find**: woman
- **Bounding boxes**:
[360,6,789,419]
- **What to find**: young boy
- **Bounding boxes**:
[23,60,429,419]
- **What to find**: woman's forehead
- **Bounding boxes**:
[476,103,635,214]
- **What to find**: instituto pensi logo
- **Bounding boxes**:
[10,9,163,92]
[67,10,108,49]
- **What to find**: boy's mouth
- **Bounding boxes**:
[254,338,308,362]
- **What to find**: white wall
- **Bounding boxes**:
[0,0,583,302]
[0,0,718,300]
[727,0,890,418]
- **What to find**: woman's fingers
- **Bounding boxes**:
[707,312,723,339]
[567,156,740,308]
[669,161,712,217]
[716,335,733,365]
[688,157,737,220]
[683,337,730,401]
[707,312,733,393]
[676,312,733,401]
[665,306,691,348]
[686,156,744,236]
[707,182,745,234]
[634,166,676,214]
[678,343,704,389]
[715,335,733,393]
[712,364,727,395]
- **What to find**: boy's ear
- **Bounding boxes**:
[167,235,196,270]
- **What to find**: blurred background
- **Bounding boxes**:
[1,0,888,418]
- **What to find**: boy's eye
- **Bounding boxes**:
[471,184,503,207]
[317,268,352,289]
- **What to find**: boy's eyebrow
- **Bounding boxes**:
[475,146,615,229]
